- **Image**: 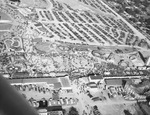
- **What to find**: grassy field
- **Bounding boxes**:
[0,23,12,30]
[0,11,11,20]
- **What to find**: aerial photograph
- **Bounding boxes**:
[1,0,150,115]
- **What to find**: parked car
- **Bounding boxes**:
[92,97,102,101]
[65,97,69,105]
[57,100,61,105]
[59,97,65,105]
[69,98,74,104]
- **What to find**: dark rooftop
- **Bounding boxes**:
[54,82,62,89]
[105,79,123,86]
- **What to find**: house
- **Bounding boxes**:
[88,74,103,83]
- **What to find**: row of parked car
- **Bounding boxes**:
[48,97,78,106]
[107,86,126,98]
[107,85,146,101]
[29,97,78,108]
[124,94,146,101]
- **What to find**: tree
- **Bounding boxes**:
[62,109,66,115]
[93,106,102,115]
[68,107,79,115]
[146,96,150,102]
[93,105,98,110]
[124,109,132,115]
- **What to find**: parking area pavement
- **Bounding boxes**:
[70,78,141,115]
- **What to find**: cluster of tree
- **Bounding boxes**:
[93,106,102,115]
[68,107,79,115]
[124,109,132,115]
